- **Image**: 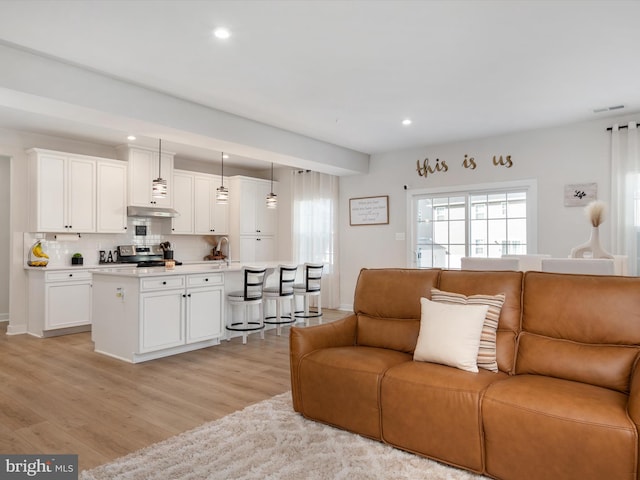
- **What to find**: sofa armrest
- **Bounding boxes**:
[627,355,640,427]
[289,314,357,412]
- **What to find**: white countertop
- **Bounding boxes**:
[24,260,229,272]
[90,261,290,278]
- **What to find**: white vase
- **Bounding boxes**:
[570,226,613,259]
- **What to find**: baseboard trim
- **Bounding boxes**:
[338,304,353,312]
[0,313,8,321]
[6,323,27,335]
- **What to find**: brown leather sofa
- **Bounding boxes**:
[290,268,640,480]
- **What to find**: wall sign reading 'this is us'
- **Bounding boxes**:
[416,154,513,178]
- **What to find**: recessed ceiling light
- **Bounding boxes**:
[402,118,412,126]
[213,27,231,40]
[222,154,229,159]
[127,135,136,141]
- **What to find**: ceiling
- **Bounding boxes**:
[0,0,639,169]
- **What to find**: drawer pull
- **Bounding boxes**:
[162,281,167,285]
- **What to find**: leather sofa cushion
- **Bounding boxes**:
[439,270,523,373]
[517,332,638,393]
[354,268,440,351]
[483,375,637,480]
[381,361,508,473]
[298,346,411,439]
[521,272,640,391]
[357,314,419,353]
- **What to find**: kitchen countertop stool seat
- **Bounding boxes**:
[293,263,324,326]
[263,264,298,336]
[226,266,267,344]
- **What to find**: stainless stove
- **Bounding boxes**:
[116,245,182,267]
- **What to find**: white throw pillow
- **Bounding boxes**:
[414,297,489,373]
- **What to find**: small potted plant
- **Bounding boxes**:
[71,253,83,265]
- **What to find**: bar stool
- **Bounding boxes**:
[293,263,324,326]
[226,266,267,344]
[263,264,298,336]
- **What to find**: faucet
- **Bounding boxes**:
[216,237,231,266]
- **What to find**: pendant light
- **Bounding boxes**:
[266,162,277,209]
[152,138,167,198]
[216,152,229,204]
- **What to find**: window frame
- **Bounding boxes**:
[406,179,538,268]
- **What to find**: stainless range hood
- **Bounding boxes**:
[127,206,180,218]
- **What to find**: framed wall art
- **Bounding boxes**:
[564,183,597,207]
[349,195,389,226]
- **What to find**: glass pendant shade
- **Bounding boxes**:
[152,138,167,198]
[266,192,277,209]
[216,152,228,204]
[152,177,167,198]
[216,185,229,204]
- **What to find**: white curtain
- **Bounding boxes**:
[292,170,340,308]
[610,122,640,275]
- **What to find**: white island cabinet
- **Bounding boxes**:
[92,268,224,363]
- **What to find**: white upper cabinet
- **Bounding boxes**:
[28,149,96,233]
[172,171,195,234]
[229,176,278,262]
[194,174,229,235]
[231,176,277,236]
[96,159,128,233]
[171,170,229,235]
[117,145,174,208]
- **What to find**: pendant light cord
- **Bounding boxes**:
[158,139,162,177]
[221,152,224,186]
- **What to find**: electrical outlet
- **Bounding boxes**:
[116,287,125,301]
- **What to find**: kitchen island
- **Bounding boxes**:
[91,262,286,363]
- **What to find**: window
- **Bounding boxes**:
[410,180,536,269]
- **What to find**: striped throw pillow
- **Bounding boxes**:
[430,288,505,372]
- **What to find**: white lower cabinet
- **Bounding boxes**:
[140,289,185,353]
[139,275,223,353]
[28,269,92,337]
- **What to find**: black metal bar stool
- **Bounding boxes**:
[226,266,267,344]
[263,264,298,336]
[293,263,324,326]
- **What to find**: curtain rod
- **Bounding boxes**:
[606,122,638,132]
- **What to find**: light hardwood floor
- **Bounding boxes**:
[0,310,347,471]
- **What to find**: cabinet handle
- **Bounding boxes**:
[205,278,209,282]
[69,274,73,277]
[162,281,167,285]
[188,293,191,297]
[124,226,127,230]
[182,294,186,298]
[257,238,261,241]
[256,229,261,233]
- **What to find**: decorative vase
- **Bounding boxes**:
[570,226,613,259]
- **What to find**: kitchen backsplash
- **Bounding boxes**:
[24,217,221,267]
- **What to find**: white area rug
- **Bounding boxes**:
[80,392,484,480]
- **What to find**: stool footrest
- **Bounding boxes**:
[294,309,322,319]
[226,321,264,332]
[264,314,295,326]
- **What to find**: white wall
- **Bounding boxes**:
[0,156,9,320]
[338,113,638,309]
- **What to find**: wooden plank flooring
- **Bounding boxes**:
[0,310,347,471]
